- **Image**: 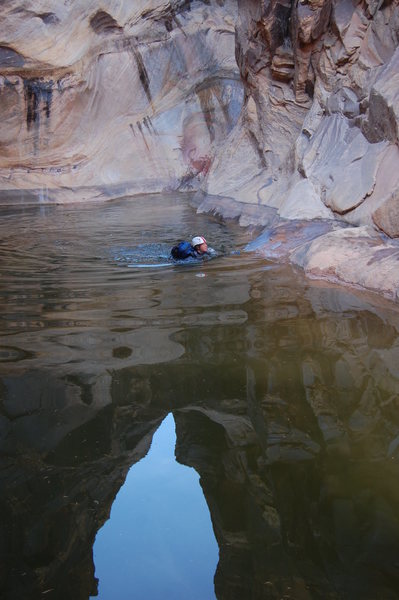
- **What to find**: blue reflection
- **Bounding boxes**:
[92,413,218,600]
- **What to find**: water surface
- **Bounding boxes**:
[92,413,218,600]
[1,193,399,600]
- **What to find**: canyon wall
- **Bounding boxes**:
[199,0,399,301]
[0,0,243,203]
[205,0,399,231]
[1,0,399,299]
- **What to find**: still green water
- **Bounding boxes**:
[1,194,399,599]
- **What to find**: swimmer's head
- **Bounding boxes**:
[192,236,208,254]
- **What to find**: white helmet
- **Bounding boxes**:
[192,236,206,247]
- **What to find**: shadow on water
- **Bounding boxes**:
[1,194,399,599]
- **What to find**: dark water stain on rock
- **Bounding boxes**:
[24,78,53,130]
[136,120,150,152]
[0,45,25,68]
[164,16,174,31]
[144,115,157,134]
[126,39,152,106]
[195,87,216,142]
[142,117,152,135]
[133,47,152,105]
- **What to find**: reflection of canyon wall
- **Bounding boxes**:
[2,279,399,598]
[0,406,166,600]
[0,1,243,203]
[174,283,399,599]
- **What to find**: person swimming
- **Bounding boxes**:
[171,236,209,260]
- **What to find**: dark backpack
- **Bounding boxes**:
[171,241,194,260]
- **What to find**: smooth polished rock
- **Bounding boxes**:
[301,114,388,214]
[278,178,334,221]
[292,226,399,302]
[0,0,243,202]
[373,191,399,238]
[205,113,266,199]
[248,217,399,302]
[246,219,337,260]
[345,144,399,228]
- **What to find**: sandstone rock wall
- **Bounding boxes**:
[0,0,243,203]
[198,0,399,302]
[204,0,399,238]
[2,0,399,299]
[3,0,398,227]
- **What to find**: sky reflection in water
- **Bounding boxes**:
[92,413,218,600]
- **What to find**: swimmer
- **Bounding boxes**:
[171,236,210,260]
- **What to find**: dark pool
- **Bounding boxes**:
[1,193,399,600]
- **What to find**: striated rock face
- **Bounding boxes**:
[0,0,243,203]
[205,0,399,225]
[1,0,399,300]
[199,0,399,302]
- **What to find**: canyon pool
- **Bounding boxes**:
[1,194,399,600]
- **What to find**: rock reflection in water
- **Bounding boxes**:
[1,197,399,599]
[91,413,218,599]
